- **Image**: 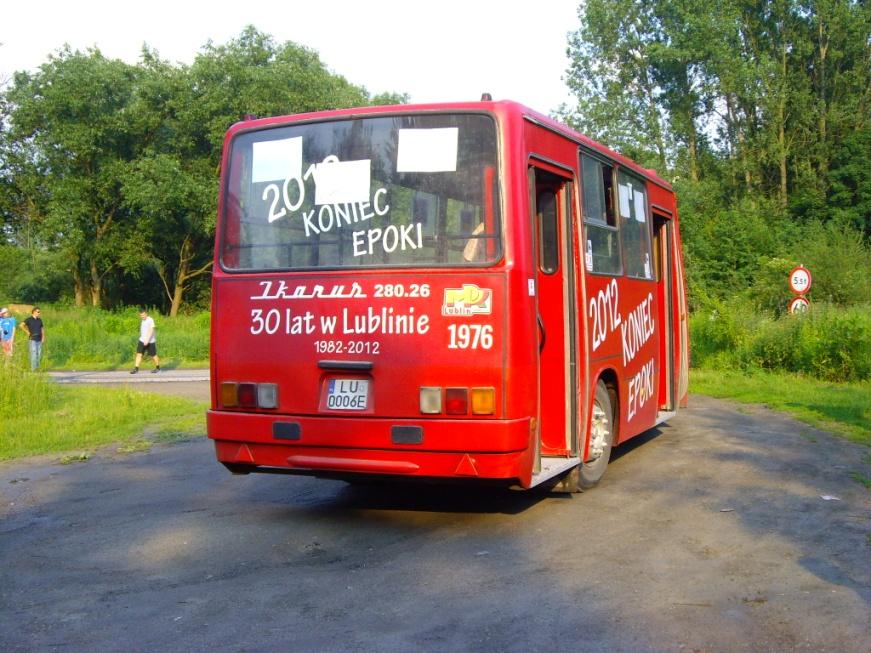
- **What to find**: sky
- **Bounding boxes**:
[1,0,580,115]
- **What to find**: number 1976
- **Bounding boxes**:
[448,324,493,349]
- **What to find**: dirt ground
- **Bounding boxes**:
[1,387,868,652]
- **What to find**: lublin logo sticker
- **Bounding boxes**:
[442,284,493,316]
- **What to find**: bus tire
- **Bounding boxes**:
[578,380,616,489]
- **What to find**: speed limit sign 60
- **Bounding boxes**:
[789,266,812,295]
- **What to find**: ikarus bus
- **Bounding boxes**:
[207,99,689,491]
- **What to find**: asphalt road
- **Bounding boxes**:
[1,385,869,652]
[49,369,211,402]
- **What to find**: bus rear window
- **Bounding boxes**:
[221,114,501,270]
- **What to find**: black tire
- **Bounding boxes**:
[578,380,616,489]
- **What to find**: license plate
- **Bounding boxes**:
[327,379,369,410]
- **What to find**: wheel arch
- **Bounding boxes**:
[587,367,621,445]
[582,366,620,457]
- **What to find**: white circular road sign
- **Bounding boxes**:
[789,266,812,295]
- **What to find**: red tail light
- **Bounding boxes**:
[238,383,257,408]
[445,387,468,415]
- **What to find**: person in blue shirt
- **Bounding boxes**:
[0,307,16,362]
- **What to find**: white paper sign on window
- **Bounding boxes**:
[634,189,646,223]
[619,184,632,219]
[252,137,302,183]
[396,128,459,172]
[313,156,371,205]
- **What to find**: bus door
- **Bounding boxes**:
[529,165,578,456]
[653,212,675,412]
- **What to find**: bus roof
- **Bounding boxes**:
[227,99,673,192]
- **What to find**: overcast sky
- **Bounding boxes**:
[1,0,579,114]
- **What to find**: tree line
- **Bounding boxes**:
[2,4,869,318]
[562,0,870,307]
[0,26,405,315]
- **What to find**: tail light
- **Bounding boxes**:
[221,382,239,407]
[238,383,257,408]
[419,387,442,414]
[257,384,278,409]
[419,386,495,415]
[220,382,278,410]
[470,387,495,415]
[445,388,468,415]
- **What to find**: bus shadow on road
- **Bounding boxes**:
[333,480,558,515]
[610,424,668,465]
[276,426,674,516]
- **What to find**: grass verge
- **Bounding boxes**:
[1,304,209,371]
[690,368,870,445]
[0,367,205,461]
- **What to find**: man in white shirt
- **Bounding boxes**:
[131,307,160,374]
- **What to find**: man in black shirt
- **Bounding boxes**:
[21,307,45,370]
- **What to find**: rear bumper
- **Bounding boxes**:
[208,410,534,484]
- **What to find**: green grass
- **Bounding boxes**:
[1,304,209,371]
[2,303,867,462]
[0,366,205,461]
[690,368,870,445]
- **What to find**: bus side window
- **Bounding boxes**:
[581,154,621,275]
[617,171,654,280]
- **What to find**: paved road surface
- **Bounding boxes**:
[1,387,869,652]
[49,369,210,402]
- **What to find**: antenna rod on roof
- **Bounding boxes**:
[481,93,492,101]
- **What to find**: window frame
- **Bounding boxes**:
[616,169,655,281]
[579,151,622,277]
[219,111,504,273]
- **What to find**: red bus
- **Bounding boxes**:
[208,99,689,491]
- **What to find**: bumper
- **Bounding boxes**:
[208,410,535,485]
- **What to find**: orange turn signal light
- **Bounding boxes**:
[471,387,495,415]
[221,382,238,407]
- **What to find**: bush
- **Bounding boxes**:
[786,222,871,306]
[791,306,871,382]
[689,304,738,369]
[690,297,871,382]
[678,190,795,309]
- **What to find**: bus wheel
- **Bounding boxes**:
[579,381,615,489]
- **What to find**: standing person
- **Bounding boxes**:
[0,307,16,363]
[131,307,160,374]
[20,307,45,370]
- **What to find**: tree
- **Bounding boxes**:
[184,26,371,154]
[563,0,670,170]
[0,27,406,313]
[3,48,143,307]
[563,0,871,302]
[564,0,869,207]
[122,28,377,315]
